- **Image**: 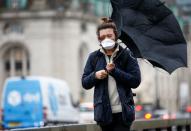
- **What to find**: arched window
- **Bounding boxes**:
[78,43,89,102]
[79,43,89,75]
[3,45,30,77]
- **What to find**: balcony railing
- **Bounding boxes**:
[0,0,111,17]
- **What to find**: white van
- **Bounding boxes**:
[1,76,79,129]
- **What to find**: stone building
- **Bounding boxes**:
[0,0,108,103]
[0,0,190,112]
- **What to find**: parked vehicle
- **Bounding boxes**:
[153,109,170,119]
[153,109,191,120]
[135,104,154,120]
[1,76,79,129]
[79,102,95,124]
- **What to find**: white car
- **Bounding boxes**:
[79,102,95,124]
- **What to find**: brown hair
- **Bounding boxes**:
[96,17,118,40]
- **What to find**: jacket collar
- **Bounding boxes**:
[96,45,125,63]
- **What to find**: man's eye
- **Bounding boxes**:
[107,34,113,37]
[99,36,105,41]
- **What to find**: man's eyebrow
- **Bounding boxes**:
[100,33,113,35]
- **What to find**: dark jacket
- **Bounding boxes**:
[81,46,141,125]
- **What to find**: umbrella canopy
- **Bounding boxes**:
[110,0,187,73]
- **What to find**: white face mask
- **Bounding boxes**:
[101,38,116,50]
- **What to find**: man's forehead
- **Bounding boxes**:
[100,28,114,34]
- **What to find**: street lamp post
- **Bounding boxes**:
[155,70,161,109]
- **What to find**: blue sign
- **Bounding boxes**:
[3,80,43,128]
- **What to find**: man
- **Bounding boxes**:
[81,18,141,131]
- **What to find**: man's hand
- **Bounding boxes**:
[95,70,108,79]
[106,63,115,72]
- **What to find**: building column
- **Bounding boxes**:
[22,49,27,76]
[10,49,15,76]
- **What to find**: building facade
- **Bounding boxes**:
[0,0,105,103]
[0,0,190,112]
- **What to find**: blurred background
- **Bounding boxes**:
[0,0,190,123]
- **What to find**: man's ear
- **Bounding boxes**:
[97,38,101,46]
[98,37,101,42]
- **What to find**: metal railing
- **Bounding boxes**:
[131,118,191,131]
[11,118,191,131]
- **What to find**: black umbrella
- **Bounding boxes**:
[110,0,187,73]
